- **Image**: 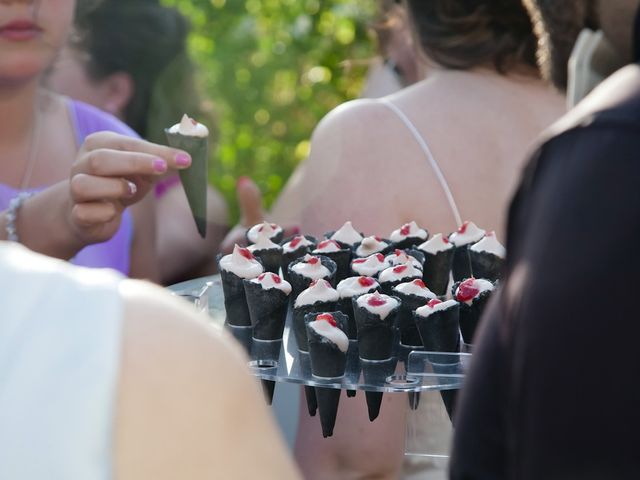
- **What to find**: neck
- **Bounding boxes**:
[0,79,40,149]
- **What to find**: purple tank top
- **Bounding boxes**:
[0,100,136,276]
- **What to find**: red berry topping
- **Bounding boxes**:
[289,236,303,249]
[258,224,264,232]
[367,293,387,307]
[456,278,480,302]
[271,273,282,284]
[258,273,266,281]
[393,265,408,274]
[271,223,278,229]
[317,313,337,327]
[190,118,198,126]
[358,276,376,287]
[238,247,254,260]
[353,258,366,264]
[374,236,383,242]
[457,221,469,234]
[413,279,426,288]
[427,298,443,308]
[400,224,411,236]
[307,256,320,265]
[375,253,385,262]
[394,249,403,257]
[443,236,450,244]
[487,231,495,237]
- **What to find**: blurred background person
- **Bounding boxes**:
[47,0,229,285]
[268,0,565,478]
[451,0,640,477]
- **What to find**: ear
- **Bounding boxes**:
[102,71,134,117]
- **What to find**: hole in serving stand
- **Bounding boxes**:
[248,359,278,370]
[386,374,420,389]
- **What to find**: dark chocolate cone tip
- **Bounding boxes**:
[347,390,357,398]
[305,386,318,417]
[261,380,275,405]
[316,387,341,438]
[408,391,421,410]
[195,217,207,238]
[365,391,383,422]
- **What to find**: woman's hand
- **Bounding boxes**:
[67,131,191,246]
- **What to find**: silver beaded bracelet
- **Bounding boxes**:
[5,192,35,242]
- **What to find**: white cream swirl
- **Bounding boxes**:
[449,221,485,247]
[250,272,292,294]
[417,233,453,254]
[470,232,506,258]
[336,276,379,299]
[313,239,343,254]
[415,299,459,317]
[282,235,314,253]
[330,221,363,246]
[219,245,264,279]
[291,254,331,280]
[393,279,436,299]
[351,253,389,277]
[295,279,339,307]
[390,221,428,243]
[248,234,281,252]
[356,292,400,319]
[247,222,283,244]
[355,236,389,257]
[168,113,209,137]
[378,263,422,283]
[308,318,349,353]
[385,250,423,269]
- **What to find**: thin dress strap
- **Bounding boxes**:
[378,98,463,227]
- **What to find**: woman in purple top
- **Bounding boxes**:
[0,0,192,274]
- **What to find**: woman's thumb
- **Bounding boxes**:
[237,176,263,227]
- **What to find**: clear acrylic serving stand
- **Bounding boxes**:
[168,275,471,459]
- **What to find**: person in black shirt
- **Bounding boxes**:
[450,0,640,478]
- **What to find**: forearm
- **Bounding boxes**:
[0,182,85,260]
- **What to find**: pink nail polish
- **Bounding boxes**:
[176,153,191,167]
[153,158,168,173]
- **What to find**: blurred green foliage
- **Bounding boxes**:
[161,0,378,220]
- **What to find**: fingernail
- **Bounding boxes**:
[153,158,168,173]
[175,153,191,167]
[127,181,137,197]
[237,176,251,187]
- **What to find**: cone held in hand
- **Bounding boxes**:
[165,114,209,238]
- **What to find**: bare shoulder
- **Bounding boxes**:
[115,281,300,479]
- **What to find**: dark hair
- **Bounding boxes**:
[523,0,599,90]
[73,0,204,142]
[405,0,538,74]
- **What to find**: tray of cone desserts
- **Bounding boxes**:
[170,220,504,438]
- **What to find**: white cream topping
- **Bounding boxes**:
[250,272,292,294]
[168,113,209,137]
[415,299,459,317]
[308,319,349,353]
[219,245,264,279]
[336,276,380,299]
[247,222,283,244]
[330,221,363,246]
[351,254,389,277]
[470,232,506,258]
[356,292,400,319]
[385,250,423,270]
[449,221,486,247]
[291,254,331,280]
[248,234,281,252]
[295,279,339,307]
[313,239,343,254]
[282,235,314,253]
[417,233,454,254]
[378,263,422,283]
[455,278,494,305]
[355,236,389,257]
[393,280,436,299]
[389,221,428,242]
